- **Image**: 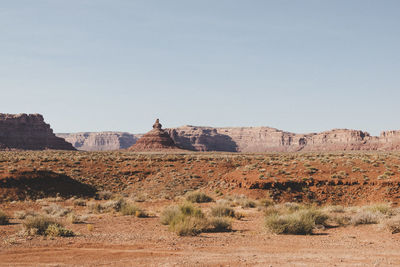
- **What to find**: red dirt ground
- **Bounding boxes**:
[1,151,400,266]
[1,151,400,204]
[1,200,400,266]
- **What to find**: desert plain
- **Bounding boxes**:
[1,151,400,266]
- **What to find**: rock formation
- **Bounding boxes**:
[0,113,75,150]
[128,119,181,151]
[167,126,399,152]
[57,122,400,153]
[56,132,142,151]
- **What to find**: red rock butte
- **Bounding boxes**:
[128,119,181,151]
[0,113,75,151]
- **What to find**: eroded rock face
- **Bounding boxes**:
[128,119,180,151]
[56,132,141,151]
[167,126,398,152]
[58,122,400,152]
[0,113,75,150]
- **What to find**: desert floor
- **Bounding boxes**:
[1,200,400,267]
[1,151,400,266]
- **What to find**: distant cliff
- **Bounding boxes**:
[56,132,142,151]
[0,113,75,150]
[58,125,400,152]
[167,126,400,152]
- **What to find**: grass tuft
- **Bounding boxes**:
[0,210,10,225]
[186,192,213,203]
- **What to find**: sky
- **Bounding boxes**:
[1,0,400,135]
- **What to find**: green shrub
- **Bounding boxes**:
[210,205,235,218]
[0,210,10,225]
[186,192,213,203]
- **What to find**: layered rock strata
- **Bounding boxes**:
[167,126,398,152]
[0,113,75,150]
[57,132,141,151]
[128,119,181,151]
[58,125,400,152]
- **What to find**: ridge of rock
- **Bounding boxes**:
[58,124,400,152]
[0,113,75,150]
[56,132,142,151]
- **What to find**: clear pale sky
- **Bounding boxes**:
[1,1,399,135]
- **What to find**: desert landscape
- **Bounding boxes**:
[2,1,400,266]
[1,114,400,266]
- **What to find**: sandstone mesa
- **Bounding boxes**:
[0,113,75,151]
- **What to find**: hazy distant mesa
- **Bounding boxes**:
[1,113,399,152]
[57,124,400,152]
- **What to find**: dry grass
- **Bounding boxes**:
[0,210,10,225]
[186,191,213,203]
[160,202,232,236]
[23,216,74,237]
[265,206,329,235]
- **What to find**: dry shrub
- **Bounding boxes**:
[209,217,232,232]
[225,195,256,208]
[259,198,274,207]
[0,210,10,225]
[96,191,113,200]
[324,205,345,213]
[73,198,87,207]
[350,211,381,225]
[186,191,213,203]
[384,216,400,234]
[331,214,352,226]
[23,216,74,237]
[120,203,147,217]
[211,205,235,218]
[88,198,127,214]
[45,224,74,237]
[160,206,180,225]
[14,210,38,220]
[42,204,71,217]
[265,207,329,235]
[160,202,232,236]
[67,213,87,224]
[364,203,394,216]
[167,203,207,236]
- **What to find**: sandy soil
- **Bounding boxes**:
[1,151,400,266]
[1,201,400,267]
